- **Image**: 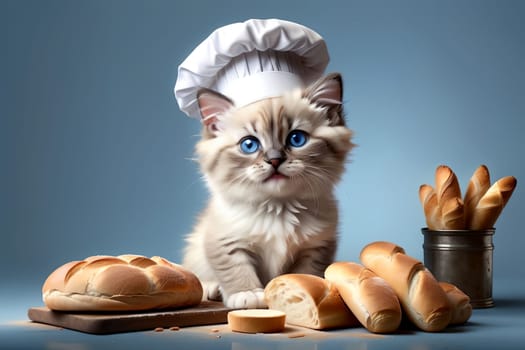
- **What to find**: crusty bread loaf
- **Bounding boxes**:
[228,309,286,333]
[264,274,358,330]
[42,255,203,311]
[419,184,440,230]
[439,282,472,325]
[464,165,491,227]
[360,242,452,332]
[469,176,517,230]
[325,262,402,333]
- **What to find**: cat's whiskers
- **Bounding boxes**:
[294,172,322,213]
[304,163,340,185]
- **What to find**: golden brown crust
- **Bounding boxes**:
[439,282,472,325]
[419,184,441,230]
[498,176,518,206]
[325,262,401,333]
[435,165,462,206]
[42,254,203,311]
[360,241,452,332]
[469,176,517,229]
[464,165,491,226]
[264,273,358,330]
[435,165,464,230]
[441,197,465,230]
[420,165,516,230]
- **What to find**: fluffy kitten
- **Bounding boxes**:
[183,73,354,309]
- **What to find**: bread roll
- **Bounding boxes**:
[325,262,402,333]
[439,282,472,325]
[42,255,203,311]
[464,165,491,226]
[264,274,358,330]
[469,176,517,230]
[228,309,286,333]
[360,242,452,332]
[419,184,440,230]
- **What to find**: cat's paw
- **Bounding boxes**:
[202,281,222,301]
[225,288,267,309]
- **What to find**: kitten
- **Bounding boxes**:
[182,73,354,309]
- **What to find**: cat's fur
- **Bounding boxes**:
[182,73,354,308]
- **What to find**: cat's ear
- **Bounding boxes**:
[197,88,234,135]
[304,73,345,126]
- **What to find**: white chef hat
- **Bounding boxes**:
[174,18,329,119]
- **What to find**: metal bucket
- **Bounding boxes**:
[421,228,495,308]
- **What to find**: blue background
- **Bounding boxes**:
[2,0,524,314]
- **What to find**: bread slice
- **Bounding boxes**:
[228,309,286,333]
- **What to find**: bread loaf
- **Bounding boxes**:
[469,176,517,230]
[439,282,472,325]
[360,242,452,332]
[42,255,203,311]
[464,165,491,226]
[264,274,358,330]
[325,262,402,333]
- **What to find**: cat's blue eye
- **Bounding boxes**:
[287,130,308,148]
[239,136,260,154]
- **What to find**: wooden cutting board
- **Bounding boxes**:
[27,301,231,334]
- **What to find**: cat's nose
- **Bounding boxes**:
[267,158,283,169]
[264,149,285,169]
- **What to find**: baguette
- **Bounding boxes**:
[264,274,358,330]
[360,242,452,332]
[419,184,441,230]
[464,165,491,226]
[435,165,464,229]
[42,255,203,311]
[469,176,517,230]
[325,262,402,333]
[439,282,472,325]
[441,197,465,230]
[435,165,462,206]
